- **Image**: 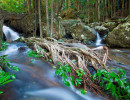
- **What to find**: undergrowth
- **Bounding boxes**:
[27,49,130,98]
[0,41,19,94]
[92,69,130,100]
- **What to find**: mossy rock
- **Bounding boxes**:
[106,21,130,48]
[71,23,96,41]
[6,14,37,37]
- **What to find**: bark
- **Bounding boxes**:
[34,0,37,37]
[98,0,100,22]
[28,0,31,14]
[50,0,54,38]
[46,0,49,37]
[0,19,3,41]
[38,0,43,38]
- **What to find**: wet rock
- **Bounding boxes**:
[106,20,130,48]
[88,22,118,37]
[6,14,36,37]
[61,20,96,42]
[71,23,96,41]
[94,26,109,37]
[101,22,118,32]
[18,47,26,52]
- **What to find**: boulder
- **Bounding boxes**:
[101,22,118,32]
[61,20,96,42]
[6,14,36,37]
[94,26,109,37]
[88,22,118,37]
[71,23,96,41]
[106,21,130,48]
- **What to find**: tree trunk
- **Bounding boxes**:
[122,0,124,16]
[98,0,100,22]
[46,0,49,37]
[0,19,3,42]
[50,0,54,38]
[38,0,43,38]
[34,0,37,37]
[28,0,31,14]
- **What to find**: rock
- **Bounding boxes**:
[101,22,118,32]
[106,21,130,48]
[6,14,36,37]
[94,26,109,37]
[71,23,96,41]
[88,22,118,37]
[61,20,96,42]
[18,47,26,52]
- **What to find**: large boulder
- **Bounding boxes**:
[61,20,96,42]
[106,21,130,48]
[6,14,36,37]
[101,22,118,32]
[88,22,118,37]
[71,23,96,41]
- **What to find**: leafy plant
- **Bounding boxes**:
[27,50,42,58]
[0,41,19,94]
[27,49,87,94]
[92,68,130,100]
[55,62,87,94]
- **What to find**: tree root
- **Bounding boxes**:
[20,37,111,96]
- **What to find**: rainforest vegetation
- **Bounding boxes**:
[0,0,130,100]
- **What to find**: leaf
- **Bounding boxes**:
[103,77,110,82]
[79,68,84,73]
[80,89,87,95]
[118,80,125,88]
[106,82,112,90]
[0,91,3,94]
[93,73,97,80]
[63,80,70,87]
[70,76,74,85]
[57,62,61,65]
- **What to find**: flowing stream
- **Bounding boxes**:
[0,26,130,100]
[95,32,102,46]
[0,26,105,100]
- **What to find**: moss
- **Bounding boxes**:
[106,21,130,48]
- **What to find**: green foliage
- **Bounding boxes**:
[92,69,130,100]
[0,0,27,13]
[27,50,42,58]
[80,89,87,95]
[0,41,19,94]
[0,40,8,51]
[0,70,16,86]
[55,62,87,94]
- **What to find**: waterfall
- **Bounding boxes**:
[3,25,20,41]
[95,32,102,46]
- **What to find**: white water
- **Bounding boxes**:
[3,25,20,41]
[96,32,102,46]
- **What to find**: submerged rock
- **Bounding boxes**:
[106,21,130,48]
[18,46,26,52]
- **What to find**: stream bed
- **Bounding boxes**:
[0,26,130,100]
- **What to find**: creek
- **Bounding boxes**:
[0,26,130,100]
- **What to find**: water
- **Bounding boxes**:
[3,25,20,41]
[95,32,102,46]
[1,25,129,100]
[0,26,105,100]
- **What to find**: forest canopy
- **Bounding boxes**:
[0,0,129,22]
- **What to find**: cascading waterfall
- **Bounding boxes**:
[95,32,102,46]
[3,25,20,41]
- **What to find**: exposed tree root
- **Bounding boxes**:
[20,37,111,96]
